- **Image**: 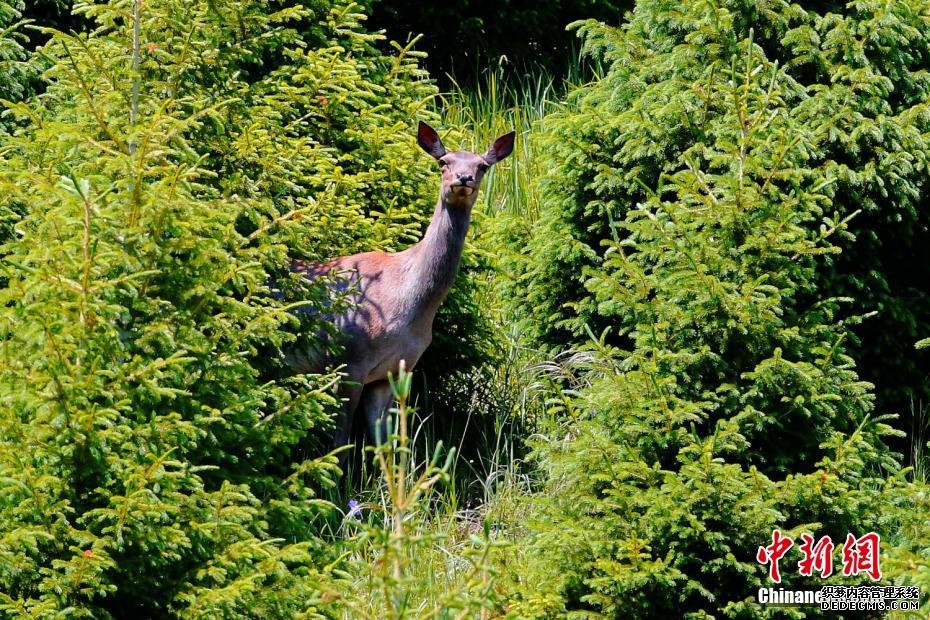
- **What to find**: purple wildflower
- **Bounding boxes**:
[347,499,362,519]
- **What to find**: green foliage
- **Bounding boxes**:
[505,0,930,424]
[0,0,40,246]
[440,67,560,220]
[2,0,928,616]
[0,0,475,614]
[880,476,930,601]
[338,363,504,618]
[494,2,927,615]
[0,1,35,108]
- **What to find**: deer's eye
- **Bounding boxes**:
[477,163,489,173]
[439,159,448,168]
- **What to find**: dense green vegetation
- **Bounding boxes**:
[495,1,929,611]
[1,0,928,617]
[506,0,930,429]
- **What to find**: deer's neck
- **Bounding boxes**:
[409,198,472,313]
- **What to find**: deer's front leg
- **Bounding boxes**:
[331,372,364,452]
[361,380,395,445]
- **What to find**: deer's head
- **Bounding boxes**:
[418,121,515,208]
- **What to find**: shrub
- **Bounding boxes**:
[0,0,36,109]
[504,0,930,429]
[0,0,475,614]
[498,2,926,615]
[0,0,41,247]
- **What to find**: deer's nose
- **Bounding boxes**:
[457,174,474,185]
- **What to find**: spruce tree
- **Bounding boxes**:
[500,1,929,616]
[0,0,40,247]
[504,0,930,426]
[0,0,460,614]
[0,0,36,106]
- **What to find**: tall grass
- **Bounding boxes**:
[339,363,507,618]
[910,400,929,484]
[440,66,566,219]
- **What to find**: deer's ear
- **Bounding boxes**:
[484,131,515,165]
[418,121,447,159]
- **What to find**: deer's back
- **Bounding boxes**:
[289,250,434,383]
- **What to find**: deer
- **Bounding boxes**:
[285,122,515,452]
